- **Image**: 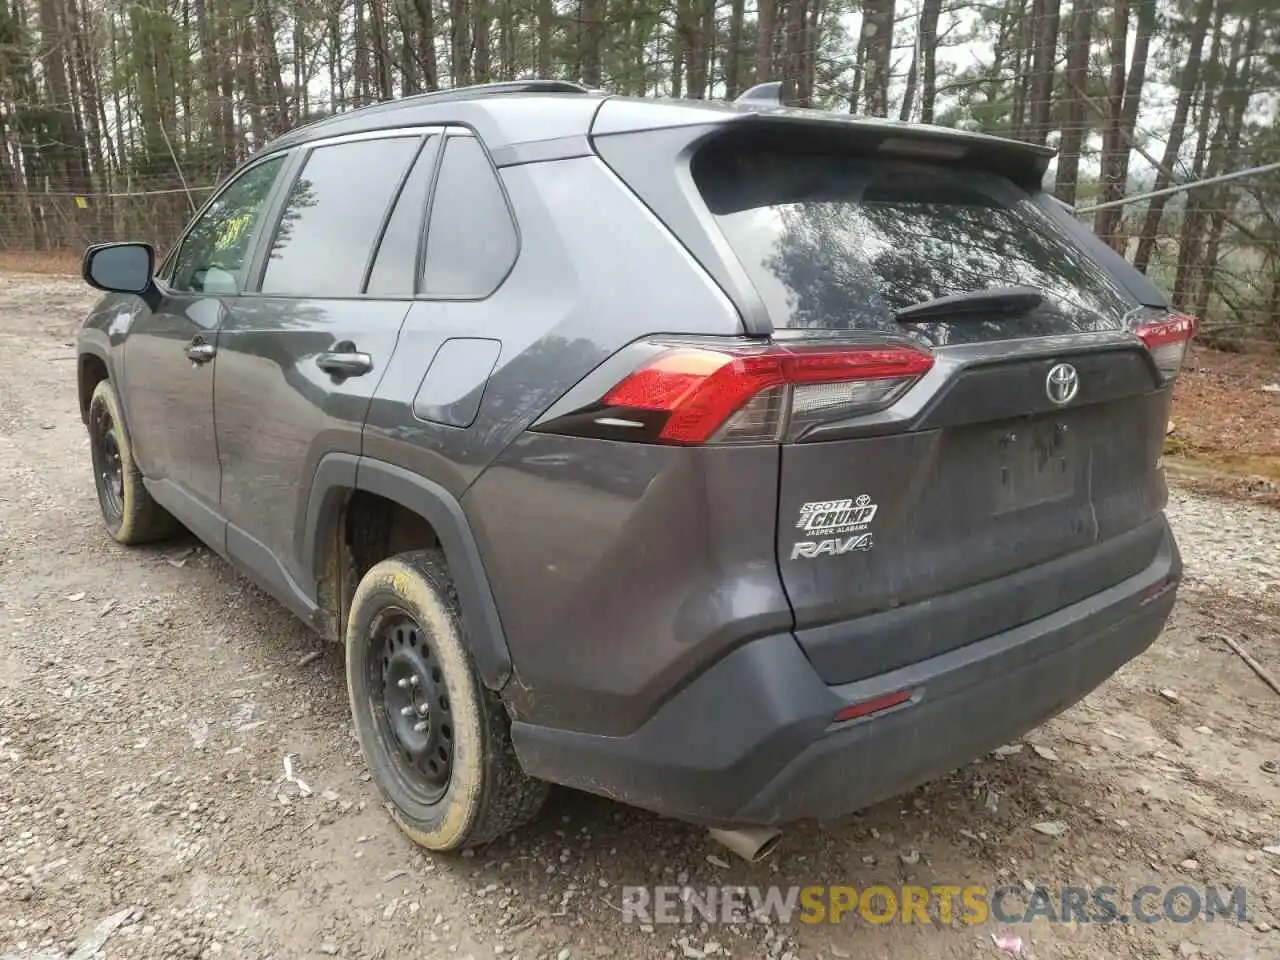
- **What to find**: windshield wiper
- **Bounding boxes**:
[894,285,1045,322]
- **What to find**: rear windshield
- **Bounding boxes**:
[693,143,1137,343]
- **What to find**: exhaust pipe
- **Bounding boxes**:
[708,826,782,863]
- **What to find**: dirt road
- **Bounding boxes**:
[1,272,1278,960]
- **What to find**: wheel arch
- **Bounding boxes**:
[301,454,513,691]
[77,348,112,425]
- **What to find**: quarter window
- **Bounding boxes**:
[422,136,518,298]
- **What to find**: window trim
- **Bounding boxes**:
[362,134,443,297]
[246,130,427,299]
[157,150,297,297]
[415,126,522,302]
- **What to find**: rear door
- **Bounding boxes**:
[213,131,432,610]
[694,138,1180,682]
[361,130,523,494]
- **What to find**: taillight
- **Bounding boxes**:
[1135,312,1198,380]
[538,341,934,445]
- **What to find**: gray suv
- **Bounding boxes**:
[76,80,1190,859]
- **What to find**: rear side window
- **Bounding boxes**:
[367,136,440,297]
[422,136,518,298]
[694,143,1137,342]
[261,136,420,296]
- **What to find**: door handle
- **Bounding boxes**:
[185,338,216,364]
[316,350,374,378]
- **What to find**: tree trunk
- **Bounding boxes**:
[499,0,514,80]
[256,0,290,125]
[240,19,266,144]
[1191,16,1261,322]
[450,0,472,85]
[801,0,821,104]
[473,0,491,83]
[848,34,865,112]
[1093,0,1154,248]
[414,0,440,89]
[1053,0,1091,203]
[38,0,89,190]
[898,22,919,121]
[782,0,808,106]
[678,0,702,97]
[860,0,894,117]
[368,0,396,98]
[537,0,552,77]
[1026,0,1060,144]
[1132,0,1213,273]
[1008,0,1031,138]
[1172,11,1231,311]
[725,0,745,97]
[577,0,602,86]
[755,0,775,83]
[918,0,941,122]
[68,0,107,185]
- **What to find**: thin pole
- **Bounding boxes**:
[1074,161,1280,214]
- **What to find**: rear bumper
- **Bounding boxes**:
[511,524,1180,826]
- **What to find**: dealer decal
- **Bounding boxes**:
[791,494,878,559]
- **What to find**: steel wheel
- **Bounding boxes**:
[89,401,125,526]
[369,607,455,804]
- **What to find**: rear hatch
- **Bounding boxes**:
[690,128,1188,684]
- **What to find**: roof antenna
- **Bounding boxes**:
[734,81,784,106]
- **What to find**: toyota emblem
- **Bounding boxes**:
[1046,363,1080,405]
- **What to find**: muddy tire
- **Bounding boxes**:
[345,549,548,851]
[87,379,179,544]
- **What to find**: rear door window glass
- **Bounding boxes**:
[366,136,440,297]
[694,144,1137,342]
[260,136,420,297]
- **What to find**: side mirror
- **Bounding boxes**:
[82,242,155,295]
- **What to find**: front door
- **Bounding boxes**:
[120,154,289,548]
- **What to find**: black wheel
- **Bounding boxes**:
[87,379,179,544]
[346,550,548,851]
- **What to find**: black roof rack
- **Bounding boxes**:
[399,79,593,106]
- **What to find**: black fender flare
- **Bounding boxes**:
[75,338,117,425]
[300,453,513,690]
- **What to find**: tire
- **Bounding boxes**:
[87,378,179,544]
[345,549,548,851]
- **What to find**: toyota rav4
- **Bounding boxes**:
[76,80,1189,859]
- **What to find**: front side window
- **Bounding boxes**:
[170,156,286,295]
[260,136,420,297]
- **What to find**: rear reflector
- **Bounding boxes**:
[1135,312,1198,380]
[543,342,934,446]
[834,689,914,724]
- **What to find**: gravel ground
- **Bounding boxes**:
[1,272,1278,960]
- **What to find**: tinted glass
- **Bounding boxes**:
[171,156,285,294]
[423,137,517,298]
[695,145,1137,344]
[366,136,439,297]
[261,137,420,296]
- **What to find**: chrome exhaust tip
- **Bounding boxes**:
[707,826,782,863]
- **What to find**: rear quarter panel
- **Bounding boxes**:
[362,153,747,495]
